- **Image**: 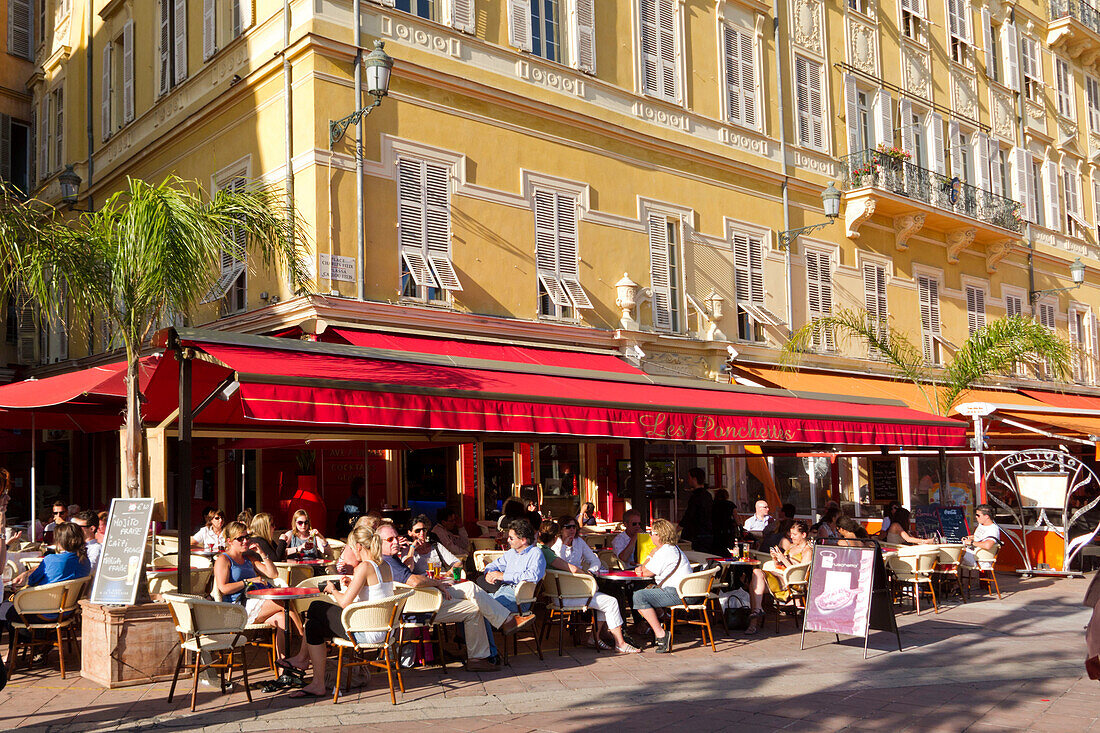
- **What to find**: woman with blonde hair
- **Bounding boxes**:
[335,514,382,573]
[214,522,296,656]
[631,518,691,653]
[278,509,328,561]
[248,512,279,561]
[278,525,394,697]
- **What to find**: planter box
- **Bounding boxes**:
[80,600,179,688]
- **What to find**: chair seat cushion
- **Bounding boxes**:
[181,635,247,653]
[332,637,386,650]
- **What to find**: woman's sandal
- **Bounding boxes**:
[596,638,614,651]
[745,611,765,635]
[287,688,326,698]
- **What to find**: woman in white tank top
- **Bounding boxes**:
[279,526,394,697]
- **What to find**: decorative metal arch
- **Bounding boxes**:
[984,449,1100,573]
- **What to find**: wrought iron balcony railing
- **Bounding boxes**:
[840,150,1023,233]
[1049,0,1100,36]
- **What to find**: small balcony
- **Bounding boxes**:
[840,150,1023,272]
[1048,0,1100,55]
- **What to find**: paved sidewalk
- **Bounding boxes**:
[1,573,1096,732]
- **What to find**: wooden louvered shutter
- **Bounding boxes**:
[966,286,986,335]
[555,194,590,309]
[899,98,914,154]
[981,7,993,78]
[424,162,461,291]
[508,0,533,52]
[930,113,945,175]
[918,276,940,362]
[656,0,677,102]
[875,88,892,148]
[640,0,659,96]
[724,24,755,128]
[101,42,112,140]
[534,190,568,307]
[160,0,171,95]
[1002,21,1019,91]
[1046,160,1062,231]
[397,158,438,290]
[974,132,990,192]
[806,250,834,351]
[989,139,1002,197]
[173,0,187,85]
[204,0,217,60]
[452,0,476,34]
[123,21,134,123]
[574,0,596,74]
[648,215,673,331]
[844,74,859,154]
[863,263,888,347]
[1070,308,1082,381]
[8,0,32,60]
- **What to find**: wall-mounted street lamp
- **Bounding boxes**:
[58,165,82,208]
[329,40,394,148]
[777,182,842,250]
[1029,258,1086,303]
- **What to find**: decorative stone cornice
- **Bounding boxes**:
[893,212,926,251]
[946,228,977,264]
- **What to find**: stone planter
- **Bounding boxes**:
[80,600,180,688]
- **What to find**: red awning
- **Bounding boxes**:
[1020,389,1100,412]
[178,336,966,446]
[323,327,643,375]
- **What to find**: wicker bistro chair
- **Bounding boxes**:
[332,589,414,705]
[148,568,214,598]
[971,545,1002,599]
[766,561,810,632]
[497,579,544,665]
[542,569,598,656]
[597,549,624,570]
[667,567,720,653]
[888,548,940,614]
[932,545,967,602]
[6,576,90,679]
[164,593,253,712]
[469,537,499,553]
[473,550,504,573]
[394,584,448,671]
[153,554,214,569]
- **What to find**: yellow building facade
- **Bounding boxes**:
[7,0,1100,522]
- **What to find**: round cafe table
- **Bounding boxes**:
[593,569,650,612]
[193,550,221,559]
[246,586,322,643]
[714,557,760,591]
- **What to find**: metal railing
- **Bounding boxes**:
[1049,0,1100,36]
[841,150,1023,233]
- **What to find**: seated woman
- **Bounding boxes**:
[551,516,604,573]
[7,522,91,627]
[631,519,692,653]
[336,514,382,573]
[877,501,902,537]
[576,502,598,527]
[247,512,280,562]
[214,521,296,658]
[278,509,328,561]
[884,508,935,546]
[540,521,639,654]
[836,515,871,546]
[745,520,813,634]
[279,525,393,697]
[815,507,841,541]
[191,509,226,551]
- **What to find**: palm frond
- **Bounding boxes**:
[939,316,1072,413]
[780,307,938,413]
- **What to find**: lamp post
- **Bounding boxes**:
[777,182,842,250]
[329,40,394,148]
[1029,258,1086,303]
[58,165,82,208]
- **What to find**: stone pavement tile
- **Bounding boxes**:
[1026,713,1098,732]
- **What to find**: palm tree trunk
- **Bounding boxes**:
[124,355,142,498]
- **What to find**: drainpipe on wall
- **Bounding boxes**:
[86,3,95,356]
[355,1,366,300]
[1009,7,1037,315]
[773,6,793,332]
[284,0,295,291]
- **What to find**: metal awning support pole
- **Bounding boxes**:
[30,413,36,542]
[176,350,193,594]
[630,439,647,526]
[973,416,987,504]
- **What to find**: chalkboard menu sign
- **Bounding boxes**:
[938,506,968,543]
[90,498,154,606]
[911,505,942,538]
[869,458,900,503]
[909,503,969,542]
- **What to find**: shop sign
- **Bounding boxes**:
[90,498,155,606]
[319,253,356,283]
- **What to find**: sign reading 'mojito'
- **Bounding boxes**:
[90,498,154,606]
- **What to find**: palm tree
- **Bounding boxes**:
[780,308,1073,416]
[0,176,309,497]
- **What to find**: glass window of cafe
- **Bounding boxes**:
[907,455,977,514]
[404,446,455,522]
[772,457,837,516]
[538,442,582,519]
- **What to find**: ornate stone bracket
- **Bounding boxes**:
[986,239,1016,273]
[946,228,977,264]
[845,196,876,240]
[893,212,926,251]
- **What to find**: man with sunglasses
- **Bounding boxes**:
[611,510,644,569]
[377,523,528,671]
[44,500,69,533]
[402,514,462,576]
[71,511,103,572]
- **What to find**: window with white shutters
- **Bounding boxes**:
[639,0,678,103]
[1036,300,1057,377]
[534,188,590,319]
[901,0,925,42]
[1088,77,1100,133]
[918,275,942,364]
[946,0,971,66]
[122,21,134,124]
[396,0,437,20]
[173,0,188,86]
[1021,36,1042,104]
[983,13,1000,83]
[1094,179,1100,242]
[1069,306,1092,383]
[794,55,825,151]
[8,0,32,60]
[397,157,460,303]
[966,285,986,336]
[101,42,112,141]
[1001,21,1019,91]
[231,0,253,38]
[531,0,563,63]
[1030,158,1044,227]
[863,262,888,356]
[732,231,772,342]
[38,95,48,180]
[723,24,757,130]
[202,175,248,312]
[805,249,834,351]
[203,0,217,60]
[572,0,596,74]
[648,214,682,332]
[1064,168,1085,237]
[1056,57,1074,118]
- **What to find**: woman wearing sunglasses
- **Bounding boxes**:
[215,521,296,658]
[278,509,328,561]
[551,516,604,573]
